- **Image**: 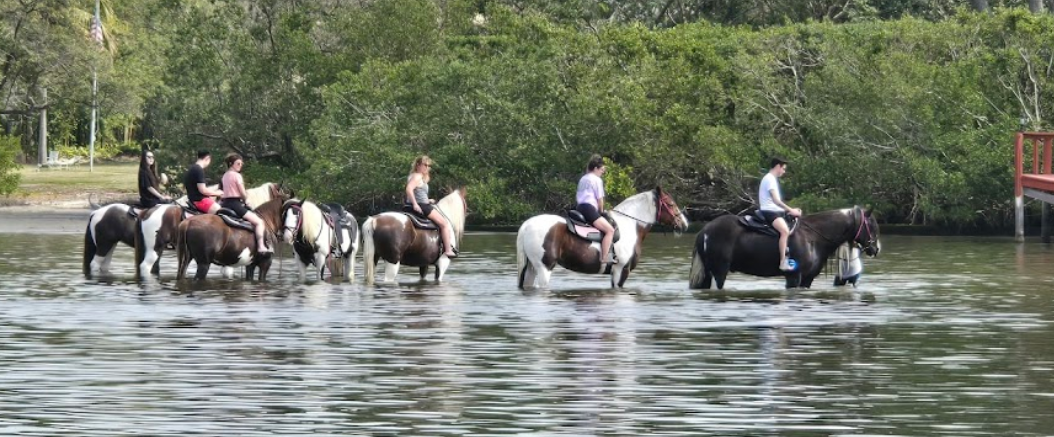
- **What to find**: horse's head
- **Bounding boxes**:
[852,206,881,257]
[281,199,304,244]
[654,186,689,231]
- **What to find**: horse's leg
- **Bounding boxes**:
[384,262,401,283]
[435,257,451,282]
[97,241,117,274]
[314,252,328,281]
[221,266,234,279]
[419,265,428,281]
[713,262,730,290]
[615,265,632,288]
[194,260,212,280]
[519,262,536,290]
[344,253,355,283]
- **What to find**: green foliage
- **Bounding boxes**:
[0,135,22,195]
[8,1,1054,228]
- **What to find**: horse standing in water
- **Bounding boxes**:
[689,206,880,289]
[281,199,360,282]
[175,196,291,281]
[83,182,285,278]
[361,188,467,285]
[516,187,689,289]
[134,182,286,280]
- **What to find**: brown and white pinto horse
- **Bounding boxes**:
[134,182,287,280]
[174,196,291,281]
[516,187,688,289]
[361,188,467,285]
[83,182,285,279]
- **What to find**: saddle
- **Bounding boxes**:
[400,208,438,230]
[319,203,354,256]
[738,210,797,237]
[564,209,620,243]
[216,209,255,232]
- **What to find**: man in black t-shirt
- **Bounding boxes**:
[183,150,223,214]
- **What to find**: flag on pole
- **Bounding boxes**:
[89,13,103,46]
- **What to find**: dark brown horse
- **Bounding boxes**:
[175,196,291,280]
[361,188,467,285]
[689,206,881,289]
[516,187,689,289]
[83,182,285,279]
[134,182,287,280]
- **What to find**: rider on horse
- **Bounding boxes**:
[576,154,616,265]
[221,153,273,254]
[404,155,457,258]
[759,157,802,271]
[138,146,172,208]
[183,150,224,214]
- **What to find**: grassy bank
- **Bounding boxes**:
[1,162,138,207]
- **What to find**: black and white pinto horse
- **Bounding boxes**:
[83,182,282,278]
[689,206,880,289]
[281,199,360,282]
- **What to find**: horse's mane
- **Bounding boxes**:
[299,200,325,247]
[435,188,467,244]
[253,197,286,232]
[245,183,275,209]
[612,190,656,221]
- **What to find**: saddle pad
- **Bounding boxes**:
[401,212,438,230]
[218,213,255,232]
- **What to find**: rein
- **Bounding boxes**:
[612,191,677,226]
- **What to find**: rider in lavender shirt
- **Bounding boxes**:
[575,154,616,264]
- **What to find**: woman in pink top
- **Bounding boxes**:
[220,153,271,254]
[575,154,616,264]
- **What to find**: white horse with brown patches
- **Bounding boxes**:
[361,188,467,285]
[516,187,688,289]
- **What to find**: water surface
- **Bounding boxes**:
[2,225,1054,436]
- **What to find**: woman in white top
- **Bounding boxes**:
[220,153,271,254]
[576,154,615,264]
[758,157,801,271]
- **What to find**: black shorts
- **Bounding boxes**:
[220,198,250,218]
[404,202,434,217]
[759,210,786,226]
[576,203,602,224]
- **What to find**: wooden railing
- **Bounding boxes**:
[1015,132,1054,197]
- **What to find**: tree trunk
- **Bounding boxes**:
[971,0,988,12]
[37,87,47,166]
[1029,0,1044,12]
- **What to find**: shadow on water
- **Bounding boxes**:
[2,231,1054,435]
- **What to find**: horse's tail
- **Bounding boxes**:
[83,216,97,277]
[362,216,377,285]
[516,227,528,289]
[688,234,707,289]
[175,221,189,280]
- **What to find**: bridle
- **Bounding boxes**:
[613,190,680,226]
[853,207,877,253]
[284,204,305,242]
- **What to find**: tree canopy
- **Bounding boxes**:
[3,0,1054,227]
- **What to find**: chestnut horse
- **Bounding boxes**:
[361,188,467,285]
[83,182,284,278]
[174,196,291,281]
[516,187,689,289]
[134,182,287,280]
[689,206,881,289]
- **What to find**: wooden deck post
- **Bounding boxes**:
[1015,132,1025,242]
[1044,203,1053,243]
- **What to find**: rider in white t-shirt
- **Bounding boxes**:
[758,157,802,271]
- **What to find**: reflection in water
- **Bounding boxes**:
[0,231,1053,435]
